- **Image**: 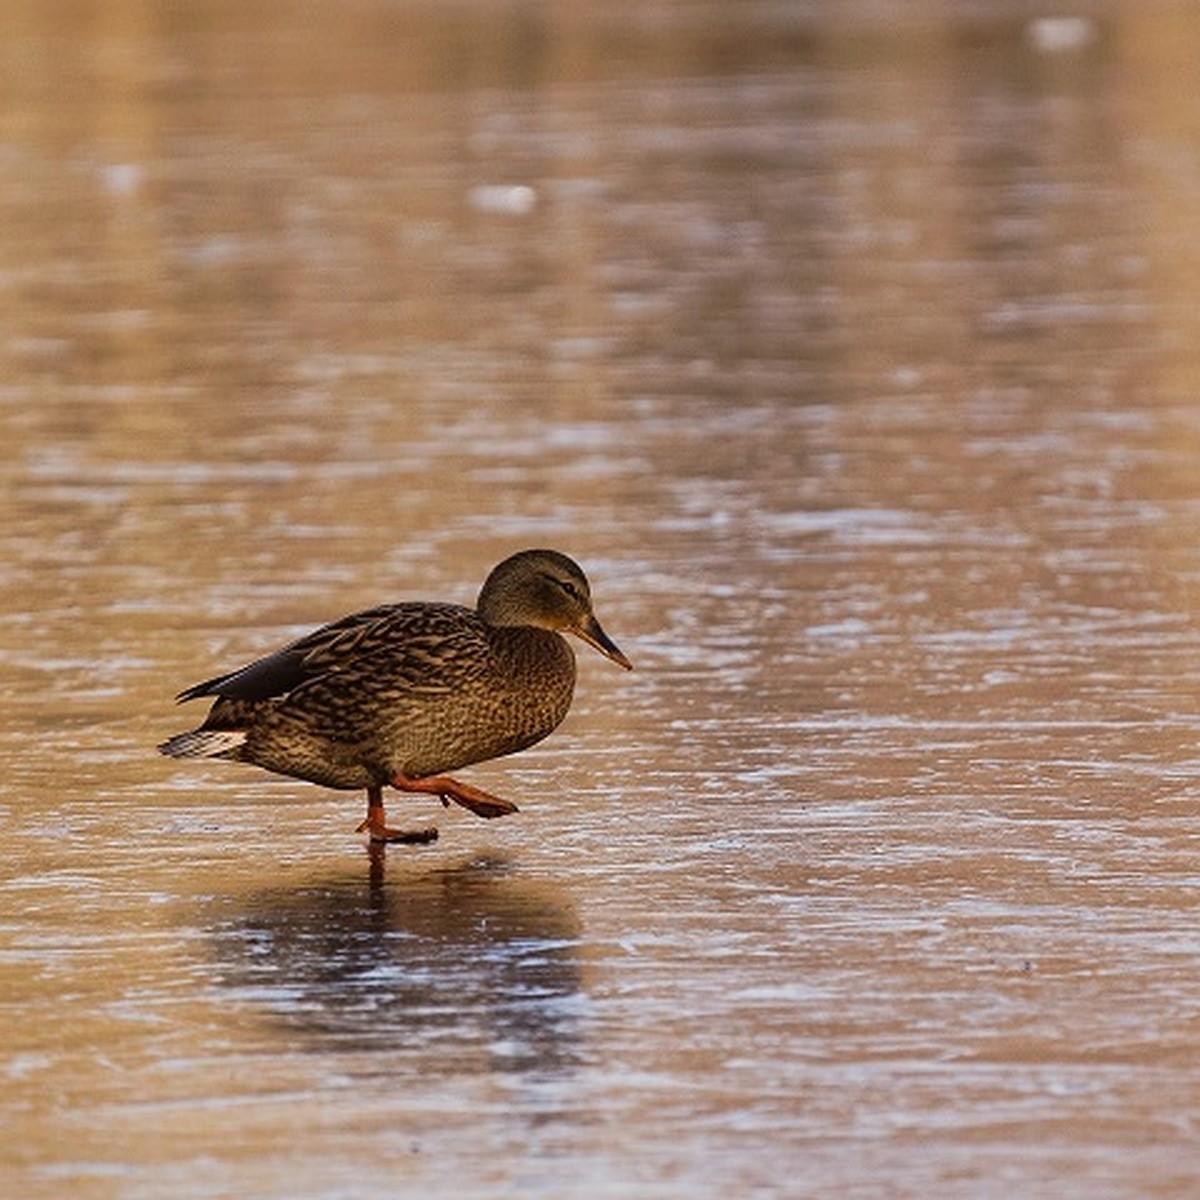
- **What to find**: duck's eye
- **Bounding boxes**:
[545,574,584,603]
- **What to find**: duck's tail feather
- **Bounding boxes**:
[158,729,247,759]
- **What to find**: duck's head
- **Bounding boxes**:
[477,549,633,670]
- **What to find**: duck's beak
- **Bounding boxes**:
[575,615,633,670]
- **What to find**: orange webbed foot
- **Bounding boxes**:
[355,817,439,845]
[359,784,439,844]
[390,773,519,820]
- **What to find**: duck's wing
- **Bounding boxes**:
[175,603,480,704]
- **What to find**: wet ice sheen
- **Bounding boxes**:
[4,2,1200,1198]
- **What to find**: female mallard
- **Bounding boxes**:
[159,549,631,844]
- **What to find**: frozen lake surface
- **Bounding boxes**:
[4,2,1200,1196]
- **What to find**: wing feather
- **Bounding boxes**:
[176,603,483,706]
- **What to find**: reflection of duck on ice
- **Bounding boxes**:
[211,856,584,1076]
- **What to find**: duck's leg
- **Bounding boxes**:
[356,783,439,844]
[390,773,519,819]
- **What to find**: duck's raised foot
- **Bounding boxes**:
[391,773,519,820]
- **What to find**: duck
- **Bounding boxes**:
[159,548,632,844]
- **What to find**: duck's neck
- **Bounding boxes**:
[483,626,577,744]
[489,624,573,690]
[475,576,525,626]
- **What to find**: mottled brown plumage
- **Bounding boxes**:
[159,549,632,843]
